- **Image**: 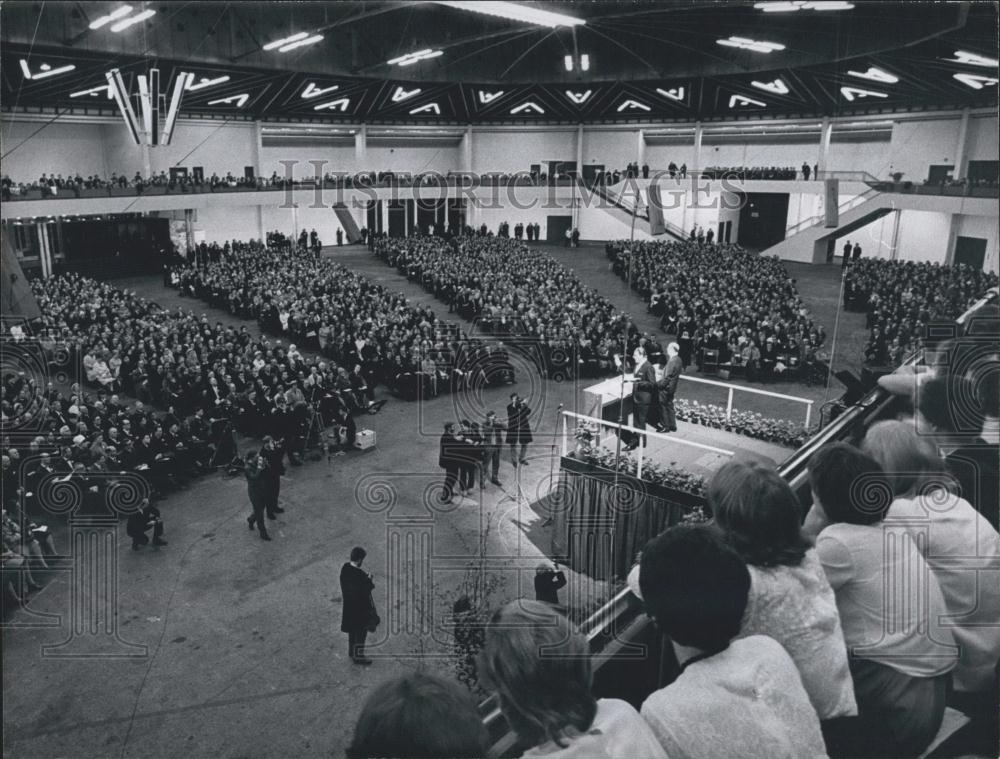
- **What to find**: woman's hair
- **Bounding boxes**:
[479,600,596,749]
[706,459,809,567]
[861,420,951,499]
[808,443,890,526]
[639,524,750,654]
[346,671,488,759]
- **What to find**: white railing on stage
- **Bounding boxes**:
[560,409,735,481]
[677,374,815,428]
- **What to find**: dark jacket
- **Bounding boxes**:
[946,442,999,531]
[632,361,657,407]
[340,562,375,633]
[245,459,269,511]
[126,504,161,539]
[439,432,460,470]
[506,402,533,445]
[663,355,683,397]
[534,569,567,605]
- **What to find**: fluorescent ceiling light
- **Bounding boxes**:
[19,60,76,80]
[430,1,584,27]
[656,86,685,101]
[110,8,155,32]
[510,101,544,114]
[89,5,133,30]
[314,98,350,111]
[208,93,250,108]
[754,1,853,10]
[730,94,767,107]
[478,89,504,104]
[279,34,323,53]
[565,89,592,104]
[847,66,898,84]
[581,54,590,72]
[944,50,999,68]
[392,86,422,102]
[565,55,574,72]
[751,78,789,94]
[186,75,230,91]
[840,86,888,101]
[388,49,443,66]
[70,84,113,98]
[410,103,441,115]
[953,73,999,90]
[717,36,785,53]
[264,32,309,51]
[617,99,650,112]
[302,83,339,99]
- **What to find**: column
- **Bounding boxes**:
[256,206,265,241]
[818,117,833,178]
[140,141,152,179]
[637,129,646,167]
[184,209,195,252]
[461,127,473,174]
[37,222,52,278]
[575,125,584,227]
[253,120,264,179]
[952,108,970,180]
[355,125,367,173]
[693,122,703,173]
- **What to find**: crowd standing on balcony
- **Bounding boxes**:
[844,257,998,367]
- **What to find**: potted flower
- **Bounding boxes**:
[574,420,599,456]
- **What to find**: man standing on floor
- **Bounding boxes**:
[506,393,533,467]
[482,410,505,486]
[628,346,657,451]
[842,240,852,269]
[439,422,461,504]
[340,546,375,665]
[657,343,684,433]
[244,452,271,541]
[259,435,286,519]
[852,241,863,263]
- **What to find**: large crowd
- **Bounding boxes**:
[845,257,998,367]
[608,240,827,382]
[171,239,516,400]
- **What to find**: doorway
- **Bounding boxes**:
[954,236,987,271]
[546,215,572,244]
[737,193,790,249]
[927,164,954,184]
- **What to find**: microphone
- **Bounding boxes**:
[557,403,564,409]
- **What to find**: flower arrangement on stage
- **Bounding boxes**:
[575,446,707,497]
[673,399,812,448]
[574,420,600,455]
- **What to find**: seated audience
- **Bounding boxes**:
[861,421,1000,695]
[480,599,666,758]
[346,671,488,759]
[637,524,827,758]
[707,459,857,722]
[807,443,957,757]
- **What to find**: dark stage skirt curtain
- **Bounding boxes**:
[550,456,706,581]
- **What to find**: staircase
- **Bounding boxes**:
[332,203,362,243]
[764,188,894,263]
[591,182,687,241]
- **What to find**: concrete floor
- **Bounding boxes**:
[3,241,861,758]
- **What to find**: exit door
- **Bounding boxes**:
[954,236,987,271]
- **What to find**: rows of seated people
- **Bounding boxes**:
[344,366,999,758]
[169,238,516,400]
[373,234,663,380]
[844,257,998,367]
[0,171,294,199]
[607,239,828,384]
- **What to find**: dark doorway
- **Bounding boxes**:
[192,166,204,183]
[927,164,954,184]
[387,201,406,237]
[737,193,790,249]
[244,166,255,180]
[448,198,466,233]
[169,167,188,182]
[967,160,999,183]
[582,164,605,185]
[546,215,572,244]
[954,236,987,271]
[366,200,378,235]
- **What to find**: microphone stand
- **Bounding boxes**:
[541,402,564,526]
[613,201,639,494]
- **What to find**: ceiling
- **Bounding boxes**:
[1,1,997,124]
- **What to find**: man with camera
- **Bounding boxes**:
[506,393,532,467]
[126,498,167,551]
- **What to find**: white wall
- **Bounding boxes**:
[847,209,899,259]
[101,123,145,177]
[954,213,999,274]
[965,114,1000,164]
[895,209,953,263]
[194,206,261,244]
[259,144,356,179]
[365,145,460,175]
[826,138,892,176]
[581,129,641,172]
[644,142,696,171]
[471,129,576,174]
[702,140,813,169]
[886,119,962,183]
[150,121,256,177]
[0,121,109,180]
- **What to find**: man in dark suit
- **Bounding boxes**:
[534,562,567,605]
[852,242,862,262]
[258,436,286,518]
[244,452,271,541]
[842,240,852,269]
[439,422,461,504]
[482,411,505,486]
[657,342,684,433]
[340,546,375,665]
[506,393,532,467]
[126,498,167,550]
[627,347,657,450]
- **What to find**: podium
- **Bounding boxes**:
[583,375,634,426]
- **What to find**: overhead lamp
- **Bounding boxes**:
[754,1,853,10]
[314,98,350,111]
[302,83,339,99]
[208,93,250,107]
[478,89,504,104]
[186,75,230,91]
[430,1,584,27]
[840,86,888,101]
[656,86,685,101]
[565,55,574,72]
[617,99,650,112]
[263,32,309,51]
[278,34,323,53]
[70,84,113,98]
[953,73,999,90]
[89,5,133,30]
[730,94,767,107]
[510,102,544,114]
[161,72,193,145]
[717,36,785,53]
[943,50,999,68]
[106,69,142,144]
[752,78,789,94]
[581,54,590,72]
[19,60,76,80]
[410,103,441,115]
[847,67,898,84]
[565,89,592,104]
[388,49,443,66]
[392,86,422,102]
[110,8,155,32]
